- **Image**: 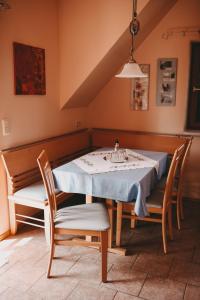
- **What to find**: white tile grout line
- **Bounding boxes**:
[0,258,9,269]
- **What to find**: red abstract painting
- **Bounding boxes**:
[13,42,46,95]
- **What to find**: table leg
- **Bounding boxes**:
[109,201,126,255]
[106,199,114,248]
[86,195,93,242]
[86,195,93,203]
[131,210,137,229]
[116,202,123,247]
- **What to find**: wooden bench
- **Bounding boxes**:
[1,129,91,241]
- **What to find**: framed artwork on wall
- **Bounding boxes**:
[130,64,150,111]
[13,42,46,95]
[156,58,177,106]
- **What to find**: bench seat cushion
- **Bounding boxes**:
[9,181,60,202]
[146,189,163,208]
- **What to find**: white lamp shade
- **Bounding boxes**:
[115,62,147,78]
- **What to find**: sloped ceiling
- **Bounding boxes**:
[62,0,177,109]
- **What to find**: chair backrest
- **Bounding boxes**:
[179,137,193,182]
[163,143,185,212]
[37,150,57,222]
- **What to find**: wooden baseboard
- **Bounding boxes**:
[0,230,10,241]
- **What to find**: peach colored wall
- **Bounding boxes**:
[0,0,86,151]
[0,0,86,235]
[87,0,200,199]
[59,0,149,108]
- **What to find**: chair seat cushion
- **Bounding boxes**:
[9,181,60,202]
[146,189,164,208]
[55,203,110,231]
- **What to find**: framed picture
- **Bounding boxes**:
[13,42,46,95]
[131,64,150,111]
[156,58,177,106]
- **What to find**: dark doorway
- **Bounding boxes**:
[186,42,200,130]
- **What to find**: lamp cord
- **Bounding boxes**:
[132,0,137,20]
[129,0,140,63]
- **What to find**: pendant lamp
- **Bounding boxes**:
[116,0,147,78]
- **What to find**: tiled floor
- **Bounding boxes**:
[0,199,200,300]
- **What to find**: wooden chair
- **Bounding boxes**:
[155,137,192,229]
[172,137,193,229]
[37,150,110,282]
[116,143,185,254]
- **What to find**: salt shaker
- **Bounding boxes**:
[114,139,119,152]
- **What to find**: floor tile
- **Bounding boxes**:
[101,252,137,266]
[157,239,194,262]
[67,281,116,300]
[125,229,161,255]
[0,283,9,295]
[34,248,80,277]
[133,253,172,277]
[169,260,200,285]
[29,273,78,300]
[0,287,43,300]
[184,284,200,300]
[101,263,147,296]
[114,291,142,300]
[66,255,109,286]
[139,277,185,300]
[0,260,45,292]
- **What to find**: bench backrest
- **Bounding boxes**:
[90,128,187,155]
[2,129,91,194]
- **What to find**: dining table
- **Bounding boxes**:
[52,147,168,254]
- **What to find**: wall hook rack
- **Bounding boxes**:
[162,26,200,40]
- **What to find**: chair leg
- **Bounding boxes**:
[116,202,123,247]
[9,200,17,234]
[100,231,108,283]
[162,214,168,254]
[168,205,173,240]
[47,236,55,278]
